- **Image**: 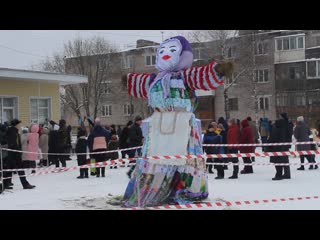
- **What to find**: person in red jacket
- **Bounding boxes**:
[227,118,240,179]
[239,119,255,174]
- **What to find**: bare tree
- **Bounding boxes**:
[37,36,117,120]
[190,30,266,121]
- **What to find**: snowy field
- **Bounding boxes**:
[1,148,320,210]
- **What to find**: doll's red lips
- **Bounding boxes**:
[162,55,171,60]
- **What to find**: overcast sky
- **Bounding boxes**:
[0,30,192,70]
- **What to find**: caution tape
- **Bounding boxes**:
[1,141,318,156]
[202,141,319,147]
[1,150,320,173]
[0,146,142,156]
[123,195,320,210]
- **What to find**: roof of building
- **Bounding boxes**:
[0,67,88,85]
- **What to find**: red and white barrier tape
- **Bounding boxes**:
[202,141,319,147]
[0,158,135,173]
[0,146,142,156]
[2,159,320,179]
[123,195,320,210]
[1,141,318,156]
[1,150,320,173]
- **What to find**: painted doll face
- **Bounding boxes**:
[156,39,182,71]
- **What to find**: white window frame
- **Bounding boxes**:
[225,73,237,86]
[275,34,305,52]
[0,96,19,124]
[124,103,134,116]
[103,81,112,94]
[121,56,133,69]
[255,69,269,83]
[29,97,52,124]
[255,42,268,55]
[145,55,156,66]
[306,59,320,79]
[102,104,112,117]
[257,95,271,111]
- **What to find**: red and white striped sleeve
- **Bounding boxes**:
[127,73,150,98]
[181,61,225,90]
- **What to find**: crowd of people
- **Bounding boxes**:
[202,113,319,181]
[1,112,319,194]
[0,114,144,193]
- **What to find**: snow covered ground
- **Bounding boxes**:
[1,148,320,210]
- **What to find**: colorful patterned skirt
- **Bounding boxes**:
[122,112,208,208]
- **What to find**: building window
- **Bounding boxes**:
[289,67,301,80]
[275,35,304,51]
[102,105,112,117]
[228,98,238,111]
[194,48,206,60]
[307,60,320,78]
[276,94,288,107]
[225,73,237,86]
[145,55,156,66]
[255,42,268,55]
[124,104,134,116]
[255,69,269,83]
[296,95,306,106]
[0,97,18,124]
[30,98,51,124]
[227,47,233,58]
[103,81,112,94]
[121,56,133,69]
[258,96,270,111]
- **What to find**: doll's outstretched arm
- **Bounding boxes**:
[122,73,152,98]
[182,60,233,90]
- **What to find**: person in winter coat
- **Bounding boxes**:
[39,127,49,167]
[127,116,144,178]
[87,118,110,177]
[75,128,88,179]
[107,135,119,169]
[279,112,292,178]
[110,124,117,136]
[309,129,318,170]
[218,121,228,170]
[246,117,258,162]
[3,119,35,190]
[56,119,68,168]
[26,124,40,173]
[21,127,29,163]
[119,121,133,159]
[267,119,288,180]
[227,118,240,179]
[203,123,225,179]
[239,119,255,174]
[117,125,122,138]
[0,123,9,190]
[66,125,72,160]
[294,116,315,170]
[259,117,270,151]
[48,124,60,167]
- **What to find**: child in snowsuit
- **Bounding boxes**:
[107,135,119,169]
[75,128,88,178]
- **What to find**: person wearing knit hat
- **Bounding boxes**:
[294,116,316,170]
